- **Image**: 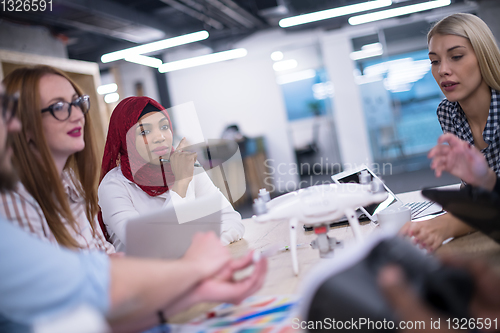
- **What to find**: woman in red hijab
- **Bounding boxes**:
[98,96,244,251]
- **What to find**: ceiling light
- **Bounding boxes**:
[279,0,392,28]
[276,69,316,84]
[97,83,117,95]
[350,43,383,60]
[101,31,209,63]
[158,48,247,73]
[125,55,163,68]
[348,0,451,25]
[273,59,298,72]
[362,42,382,50]
[104,93,120,104]
[271,51,284,61]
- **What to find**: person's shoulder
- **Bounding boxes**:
[99,167,135,194]
[0,182,43,213]
[436,98,457,118]
[437,98,455,111]
[100,167,126,184]
[491,89,500,103]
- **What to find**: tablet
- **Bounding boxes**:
[422,186,500,243]
[332,165,442,222]
[125,195,223,259]
[332,165,401,222]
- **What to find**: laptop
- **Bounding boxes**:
[125,195,223,259]
[422,186,500,243]
[331,165,442,222]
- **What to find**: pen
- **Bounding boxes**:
[233,303,294,323]
[279,243,309,252]
[159,158,202,167]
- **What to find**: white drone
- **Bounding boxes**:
[252,171,388,275]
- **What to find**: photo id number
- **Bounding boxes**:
[2,0,52,12]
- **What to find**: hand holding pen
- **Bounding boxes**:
[159,137,201,167]
[165,138,198,196]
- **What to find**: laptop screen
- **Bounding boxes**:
[335,169,398,217]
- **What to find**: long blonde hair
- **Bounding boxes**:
[3,65,99,249]
[428,13,500,91]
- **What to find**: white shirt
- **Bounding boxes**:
[98,166,244,251]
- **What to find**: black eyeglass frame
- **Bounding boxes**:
[0,93,19,124]
[41,95,90,121]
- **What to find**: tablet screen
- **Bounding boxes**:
[335,169,398,217]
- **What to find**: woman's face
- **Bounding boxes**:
[135,111,173,165]
[428,34,485,104]
[39,74,86,161]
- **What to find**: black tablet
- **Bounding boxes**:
[422,186,500,243]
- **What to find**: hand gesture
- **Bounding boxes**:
[193,251,268,305]
[399,216,450,252]
[428,133,495,190]
[165,251,268,316]
[169,137,197,184]
[182,232,232,279]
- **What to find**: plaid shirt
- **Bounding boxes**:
[0,171,115,253]
[437,89,500,177]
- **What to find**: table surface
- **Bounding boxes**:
[170,185,500,323]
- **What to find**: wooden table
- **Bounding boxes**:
[171,185,500,323]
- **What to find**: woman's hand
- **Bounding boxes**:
[166,251,268,316]
[399,214,474,252]
[169,137,197,197]
[428,133,496,190]
[399,217,450,253]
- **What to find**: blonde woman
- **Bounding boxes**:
[401,13,500,251]
[0,65,114,253]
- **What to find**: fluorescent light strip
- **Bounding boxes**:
[271,51,284,61]
[125,55,163,68]
[350,49,383,60]
[279,0,392,28]
[273,59,298,72]
[101,31,209,63]
[104,93,120,104]
[158,48,247,73]
[276,69,316,85]
[348,0,451,25]
[350,43,383,60]
[97,83,117,95]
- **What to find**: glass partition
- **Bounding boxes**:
[354,49,444,165]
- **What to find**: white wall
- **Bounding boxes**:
[163,25,376,190]
[164,30,302,192]
[321,31,373,168]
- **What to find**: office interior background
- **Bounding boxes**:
[1,0,499,217]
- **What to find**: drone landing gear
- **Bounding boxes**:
[310,226,342,258]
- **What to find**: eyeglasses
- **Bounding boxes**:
[0,93,18,124]
[41,95,90,121]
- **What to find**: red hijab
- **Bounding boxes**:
[100,96,175,196]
